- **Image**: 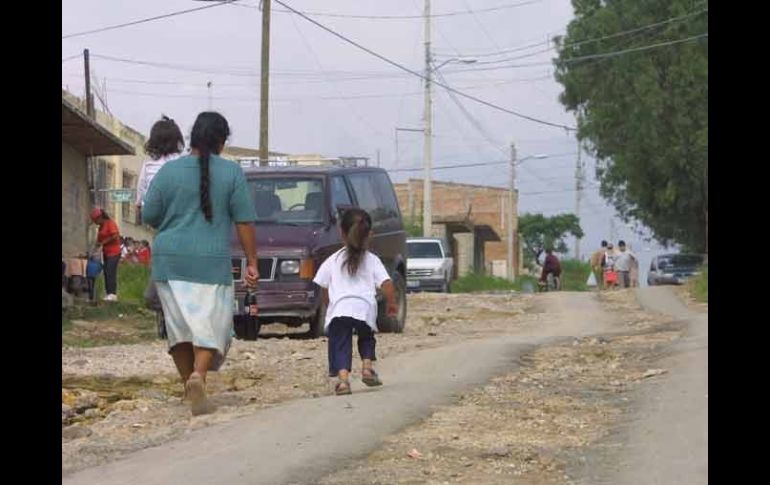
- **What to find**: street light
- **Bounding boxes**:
[508,149,551,281]
[432,57,477,72]
[422,56,477,237]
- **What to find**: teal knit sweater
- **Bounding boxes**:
[143,154,257,285]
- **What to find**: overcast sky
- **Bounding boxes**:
[62,0,670,277]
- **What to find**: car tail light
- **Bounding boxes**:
[300,259,315,279]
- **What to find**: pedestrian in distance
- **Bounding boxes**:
[313,208,398,396]
[90,207,121,302]
[614,240,637,289]
[591,240,608,290]
[602,243,618,290]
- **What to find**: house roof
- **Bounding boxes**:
[62,96,135,156]
[223,146,286,158]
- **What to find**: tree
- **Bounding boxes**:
[554,0,708,253]
[519,213,584,267]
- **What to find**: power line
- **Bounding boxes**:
[438,7,708,61]
[559,33,708,64]
[442,32,708,73]
[62,1,237,39]
[274,0,575,131]
[233,0,543,20]
[62,53,81,63]
[389,152,577,173]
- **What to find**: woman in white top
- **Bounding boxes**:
[313,208,398,395]
[136,115,184,216]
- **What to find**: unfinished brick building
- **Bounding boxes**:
[394,179,521,279]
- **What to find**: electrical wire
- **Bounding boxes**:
[274,0,575,131]
[63,1,237,39]
[232,0,543,20]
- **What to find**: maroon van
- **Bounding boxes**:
[228,165,408,339]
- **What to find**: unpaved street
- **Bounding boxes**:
[62,288,706,485]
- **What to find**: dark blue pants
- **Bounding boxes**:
[327,317,377,377]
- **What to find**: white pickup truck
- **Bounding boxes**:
[406,237,454,293]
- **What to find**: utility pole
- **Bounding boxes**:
[207,81,213,110]
[574,140,584,260]
[83,49,94,118]
[610,218,616,243]
[507,142,516,281]
[259,0,272,166]
[376,149,381,168]
[422,0,433,237]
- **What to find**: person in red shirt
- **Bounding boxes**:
[539,248,562,290]
[91,207,121,302]
[137,240,151,266]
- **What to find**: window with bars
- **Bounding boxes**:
[122,170,137,223]
[95,159,115,213]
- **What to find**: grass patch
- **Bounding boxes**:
[63,264,156,347]
[450,258,591,294]
[93,263,151,303]
[450,272,539,293]
[690,264,708,302]
[560,259,592,292]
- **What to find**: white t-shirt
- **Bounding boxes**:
[135,154,180,206]
[313,248,391,331]
[604,251,617,270]
[614,250,636,271]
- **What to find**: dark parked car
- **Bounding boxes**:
[227,165,408,339]
[647,253,705,286]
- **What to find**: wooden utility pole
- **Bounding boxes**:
[422,0,433,237]
[83,49,94,118]
[259,0,272,166]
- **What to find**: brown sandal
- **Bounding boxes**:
[335,379,352,395]
[362,369,383,387]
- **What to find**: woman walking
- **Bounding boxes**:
[90,208,121,302]
[143,112,258,416]
[313,208,398,395]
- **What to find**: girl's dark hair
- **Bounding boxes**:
[189,112,230,222]
[340,208,372,276]
[144,116,184,160]
[100,210,110,220]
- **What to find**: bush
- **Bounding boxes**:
[691,264,708,302]
[559,259,592,291]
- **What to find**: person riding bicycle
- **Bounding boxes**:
[539,248,562,290]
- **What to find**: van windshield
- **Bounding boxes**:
[248,177,325,225]
[407,242,443,259]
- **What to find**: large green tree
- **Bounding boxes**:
[519,213,584,267]
[554,0,708,252]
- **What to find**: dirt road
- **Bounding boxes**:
[572,287,708,484]
[62,292,618,485]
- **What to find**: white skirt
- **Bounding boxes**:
[156,280,234,371]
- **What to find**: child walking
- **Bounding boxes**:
[313,208,398,395]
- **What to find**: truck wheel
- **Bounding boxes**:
[156,311,167,340]
[378,273,407,333]
[308,300,327,338]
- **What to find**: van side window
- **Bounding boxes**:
[330,176,352,209]
[372,172,401,220]
[348,173,381,219]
